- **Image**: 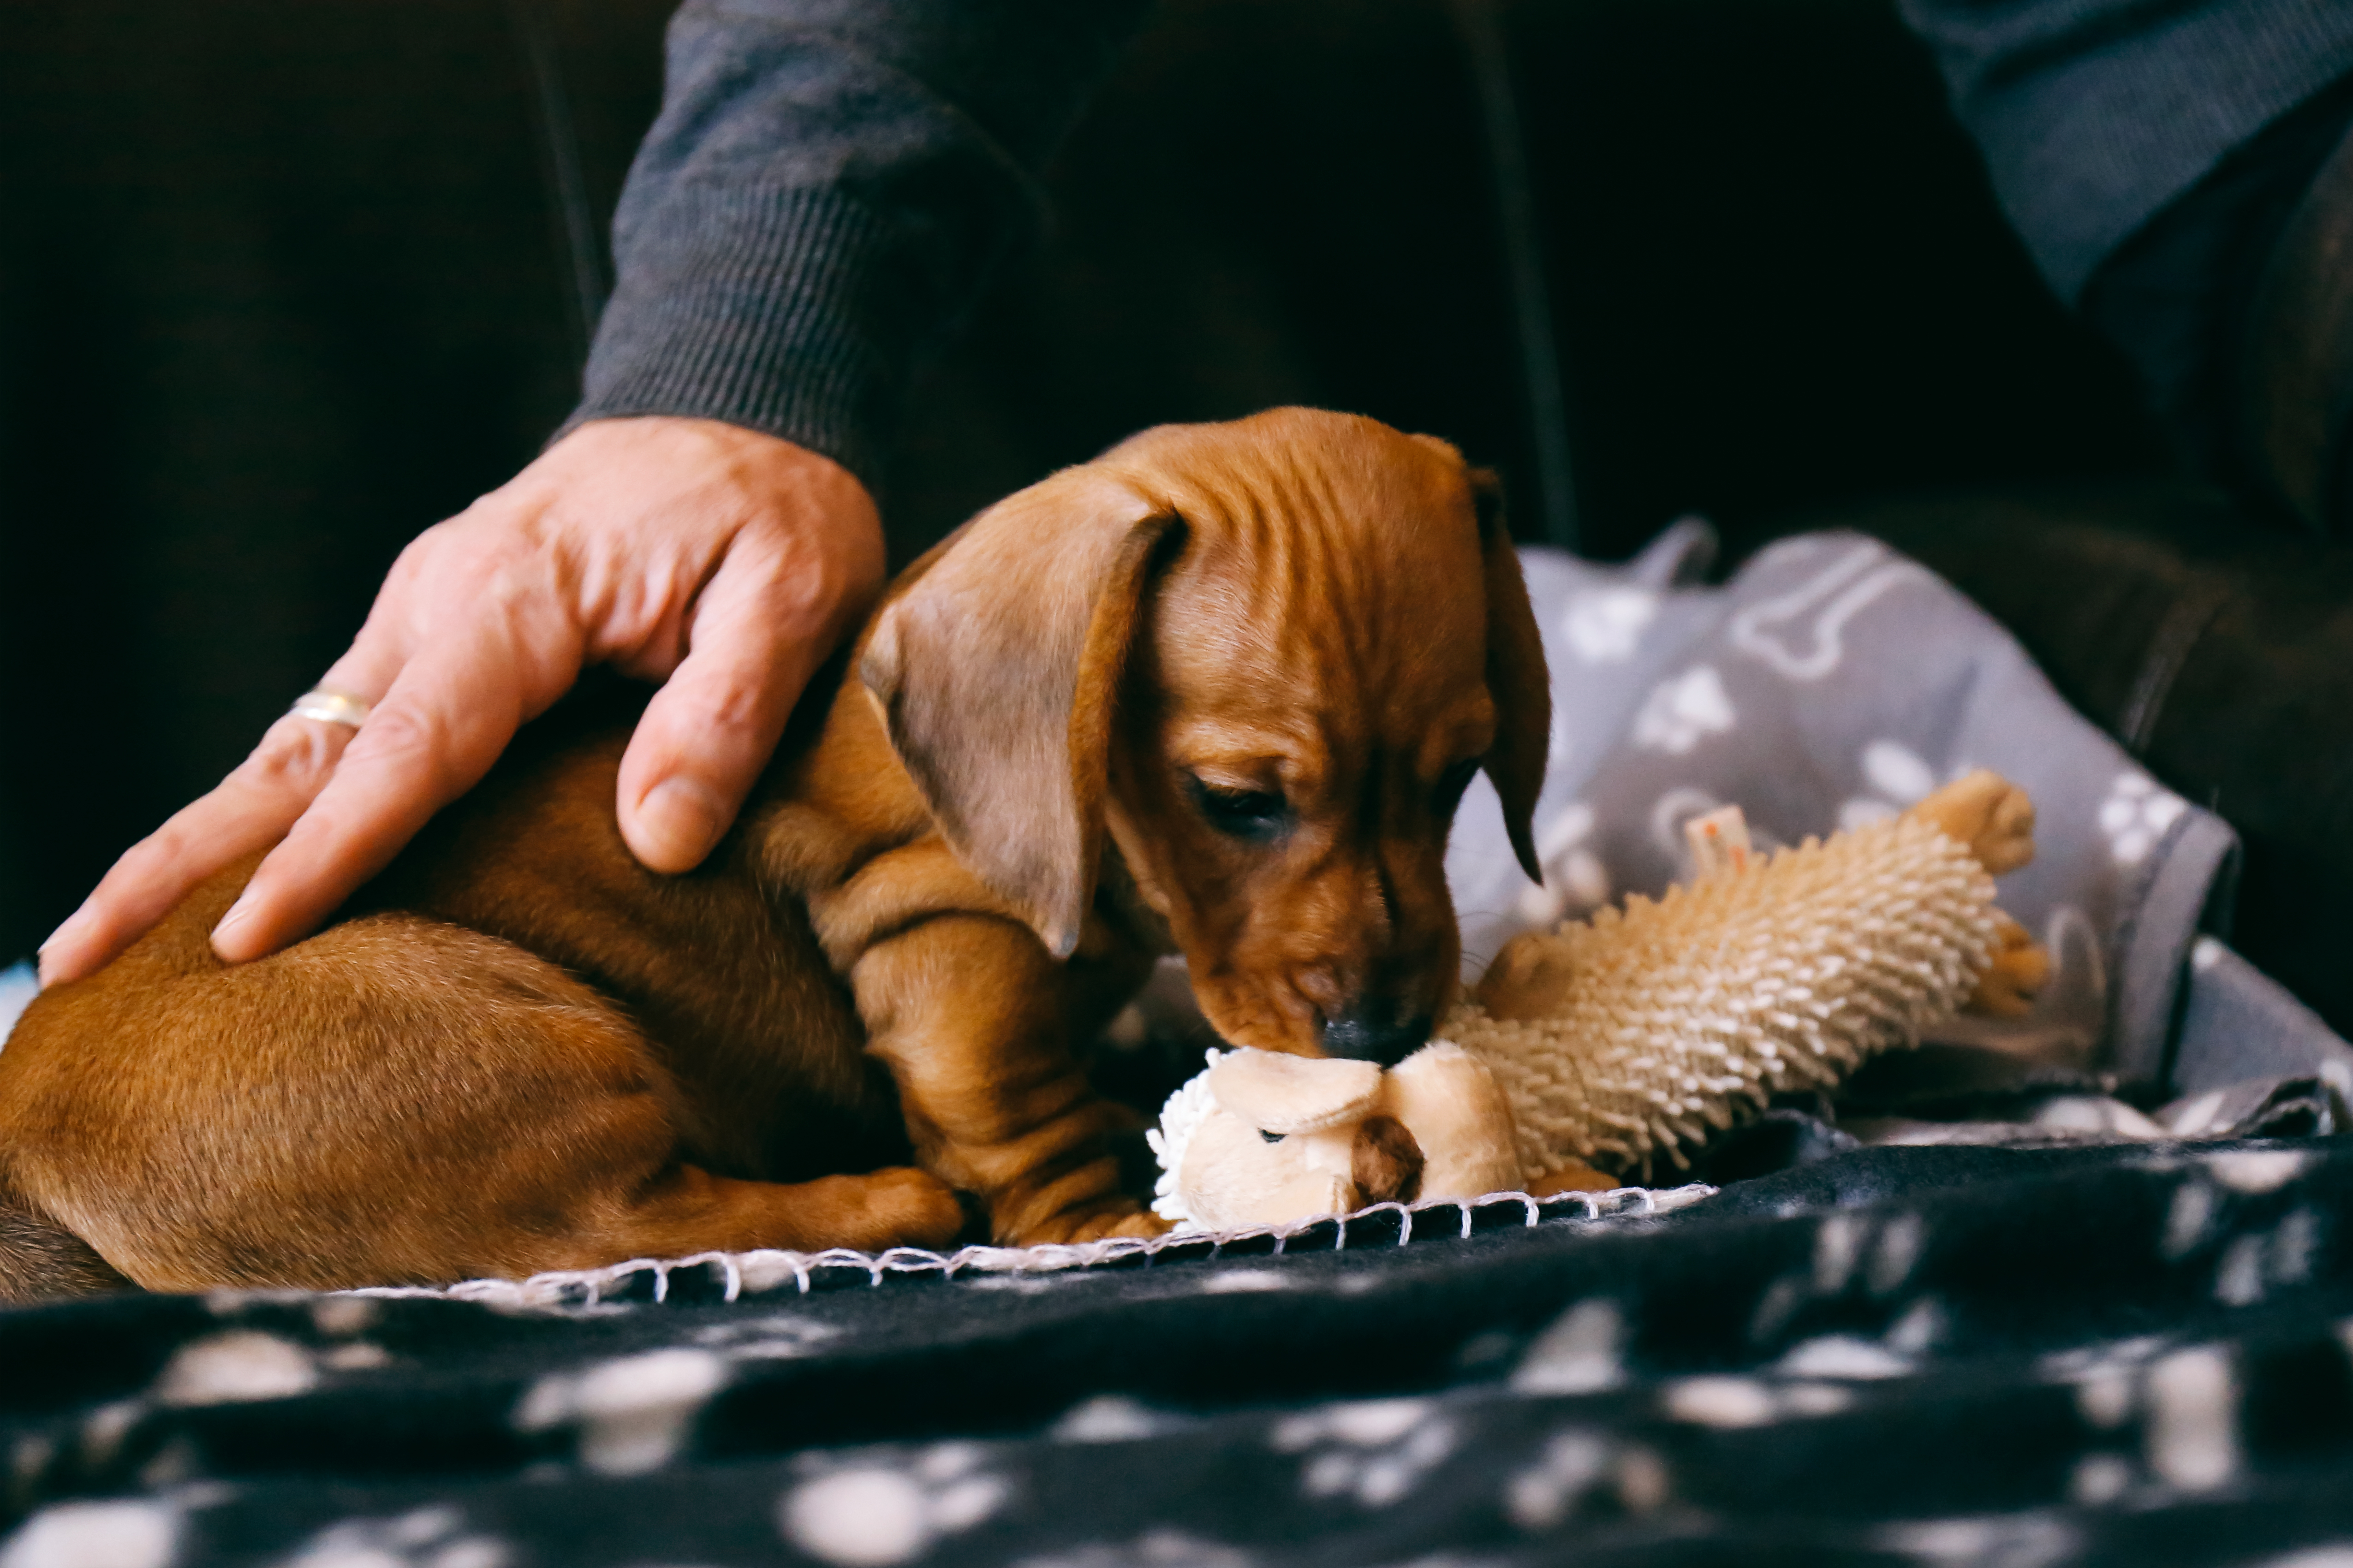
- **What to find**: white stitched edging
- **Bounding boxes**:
[348,1185,1715,1310]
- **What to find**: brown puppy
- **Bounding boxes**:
[0,408,1549,1300]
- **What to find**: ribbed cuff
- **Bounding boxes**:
[563,184,902,493]
[1902,0,2353,303]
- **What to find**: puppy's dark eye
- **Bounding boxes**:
[1435,759,1481,814]
[1188,776,1288,840]
[1259,1128,1285,1144]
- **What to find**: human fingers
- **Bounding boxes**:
[35,714,363,986]
[48,419,870,976]
[615,507,884,873]
[36,523,453,986]
[207,612,573,962]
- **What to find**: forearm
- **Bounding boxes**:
[569,0,1153,490]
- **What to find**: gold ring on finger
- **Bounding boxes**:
[287,687,373,729]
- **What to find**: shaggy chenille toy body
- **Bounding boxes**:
[1152,772,2044,1230]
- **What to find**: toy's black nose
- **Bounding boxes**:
[1320,998,1434,1065]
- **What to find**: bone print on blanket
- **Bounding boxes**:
[1444,523,2353,1113]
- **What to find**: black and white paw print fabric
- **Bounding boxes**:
[11,1137,2353,1565]
[10,525,2353,1568]
[781,1443,1012,1564]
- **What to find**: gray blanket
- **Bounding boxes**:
[1441,523,2353,1143]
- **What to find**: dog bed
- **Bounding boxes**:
[5,1144,2351,1567]
[6,527,2352,1567]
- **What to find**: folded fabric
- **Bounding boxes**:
[1447,523,2350,1108]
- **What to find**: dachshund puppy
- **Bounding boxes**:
[0,408,1549,1299]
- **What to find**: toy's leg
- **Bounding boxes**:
[1965,912,2052,1017]
[1475,929,1581,1022]
[1526,1162,1618,1195]
[1908,770,2036,873]
[1909,772,2049,1015]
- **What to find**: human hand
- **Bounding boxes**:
[36,416,884,986]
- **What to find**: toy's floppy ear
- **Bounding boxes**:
[1469,468,1550,882]
[1208,1049,1384,1135]
[1387,1042,1524,1200]
[862,467,1181,958]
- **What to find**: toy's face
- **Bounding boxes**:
[1177,1052,1422,1231]
[1171,1044,1525,1232]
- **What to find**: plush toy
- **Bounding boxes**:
[1147,1041,1523,1231]
[1149,771,2044,1231]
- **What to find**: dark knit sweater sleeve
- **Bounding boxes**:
[1896,0,2353,304]
[565,0,1150,491]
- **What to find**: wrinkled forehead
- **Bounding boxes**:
[1111,419,1493,729]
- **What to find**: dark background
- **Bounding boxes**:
[10,0,2278,1014]
[891,0,2166,560]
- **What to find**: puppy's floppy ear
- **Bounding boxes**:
[1468,468,1550,882]
[862,466,1179,959]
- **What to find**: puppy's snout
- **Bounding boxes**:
[1351,1114,1424,1205]
[1320,997,1434,1066]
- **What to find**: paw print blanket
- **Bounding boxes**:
[5,526,2353,1568]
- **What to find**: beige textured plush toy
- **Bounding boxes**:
[1148,1042,1523,1231]
[1150,771,2045,1231]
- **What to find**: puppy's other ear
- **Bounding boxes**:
[1468,468,1549,881]
[862,466,1179,958]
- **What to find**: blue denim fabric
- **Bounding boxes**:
[0,961,34,1046]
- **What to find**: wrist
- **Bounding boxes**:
[564,186,902,495]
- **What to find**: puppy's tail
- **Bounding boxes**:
[0,1171,131,1305]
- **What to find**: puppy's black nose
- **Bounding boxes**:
[1321,1000,1435,1065]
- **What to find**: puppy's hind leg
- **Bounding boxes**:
[0,1172,131,1305]
[568,1163,971,1268]
[19,913,965,1293]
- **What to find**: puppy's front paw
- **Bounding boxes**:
[1907,770,2035,875]
[1067,1207,1172,1243]
[858,1166,973,1252]
[1003,1201,1169,1247]
[1965,914,2050,1017]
